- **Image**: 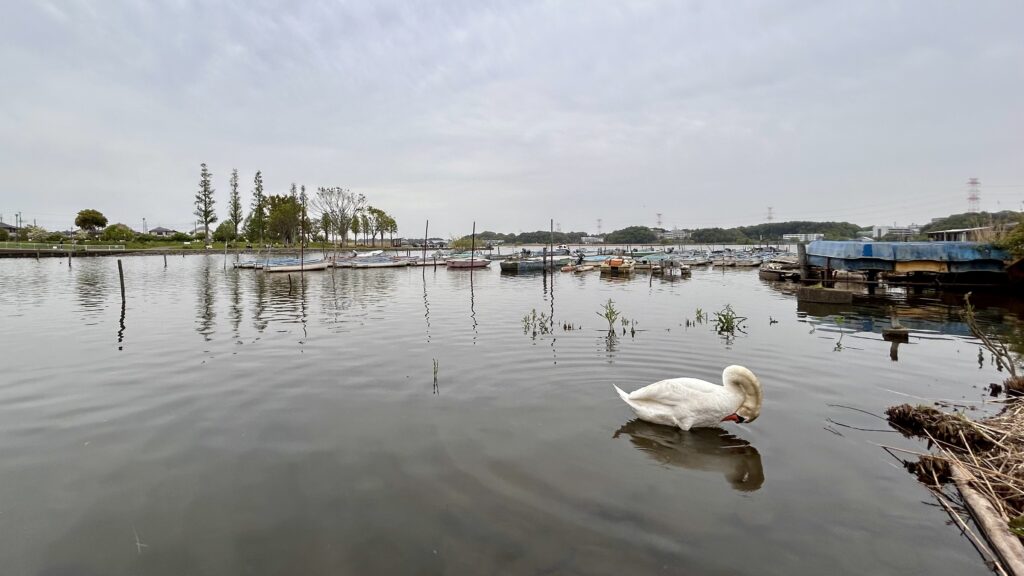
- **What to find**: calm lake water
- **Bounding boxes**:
[0,254,1018,575]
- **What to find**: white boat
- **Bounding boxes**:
[351,257,411,268]
[264,259,331,272]
[447,257,491,269]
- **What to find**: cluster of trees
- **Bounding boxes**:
[200,166,399,247]
[919,211,1021,235]
[688,221,862,243]
[471,230,591,244]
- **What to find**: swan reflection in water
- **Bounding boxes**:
[614,419,765,492]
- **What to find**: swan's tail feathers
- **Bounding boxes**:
[613,384,631,404]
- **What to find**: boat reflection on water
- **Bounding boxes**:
[614,419,765,492]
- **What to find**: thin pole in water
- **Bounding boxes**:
[550,218,554,270]
[470,221,476,269]
[163,253,167,268]
[288,273,293,294]
[117,259,125,303]
[423,220,428,264]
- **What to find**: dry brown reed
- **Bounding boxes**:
[888,401,1024,542]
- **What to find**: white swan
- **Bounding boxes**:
[613,365,763,431]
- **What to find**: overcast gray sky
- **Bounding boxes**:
[2,1,1022,237]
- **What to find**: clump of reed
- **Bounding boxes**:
[522,308,553,339]
[886,401,1024,559]
[597,299,620,333]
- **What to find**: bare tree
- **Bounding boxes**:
[311,187,366,251]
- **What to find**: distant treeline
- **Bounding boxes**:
[222,209,1024,246]
[919,211,1021,234]
[460,221,863,245]
[689,221,863,243]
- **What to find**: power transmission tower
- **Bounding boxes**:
[596,218,603,236]
[766,207,774,223]
[967,178,981,213]
[656,213,663,228]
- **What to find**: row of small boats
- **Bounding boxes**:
[232,247,801,276]
[233,250,495,272]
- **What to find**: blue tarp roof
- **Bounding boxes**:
[807,241,1009,262]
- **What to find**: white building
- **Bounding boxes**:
[872,224,919,239]
[781,233,824,242]
[658,228,691,241]
[581,236,604,244]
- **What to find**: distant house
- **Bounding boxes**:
[0,221,16,236]
[581,236,604,244]
[926,227,992,242]
[149,227,177,238]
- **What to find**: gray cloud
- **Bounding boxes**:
[2,0,1022,236]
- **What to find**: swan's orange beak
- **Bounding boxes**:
[721,413,746,423]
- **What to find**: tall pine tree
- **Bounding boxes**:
[228,168,243,238]
[194,163,218,240]
[248,170,266,244]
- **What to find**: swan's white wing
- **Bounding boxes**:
[626,378,722,405]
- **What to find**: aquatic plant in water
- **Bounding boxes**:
[713,304,746,335]
[597,299,621,332]
[521,308,553,339]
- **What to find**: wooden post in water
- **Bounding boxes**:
[288,273,293,294]
[423,220,429,264]
[117,259,125,303]
[797,243,809,283]
[550,219,554,271]
[163,253,167,268]
[470,221,476,269]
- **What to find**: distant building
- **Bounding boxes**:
[149,227,177,238]
[926,227,992,242]
[658,228,690,241]
[782,233,824,242]
[581,236,604,244]
[0,221,16,236]
[872,224,920,239]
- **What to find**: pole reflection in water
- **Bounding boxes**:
[422,267,431,343]
[117,297,126,351]
[549,270,557,364]
[470,269,477,344]
[613,419,765,492]
[299,273,308,344]
[229,268,242,341]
